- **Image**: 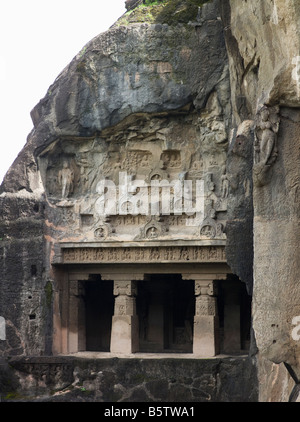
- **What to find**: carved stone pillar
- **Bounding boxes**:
[194,279,219,357]
[108,276,140,354]
[182,273,225,357]
[68,273,89,353]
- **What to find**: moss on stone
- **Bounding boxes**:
[44,280,53,308]
[117,0,211,26]
[4,392,31,401]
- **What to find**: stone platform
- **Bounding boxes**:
[1,354,258,402]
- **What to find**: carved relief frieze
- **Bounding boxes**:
[93,216,114,240]
[112,215,148,226]
[40,112,229,244]
[60,245,226,264]
[136,216,168,240]
[122,150,153,173]
[94,225,111,240]
[146,167,169,184]
[160,150,181,169]
[59,206,77,225]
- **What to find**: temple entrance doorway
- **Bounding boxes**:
[83,277,114,352]
[137,274,195,353]
[57,261,252,357]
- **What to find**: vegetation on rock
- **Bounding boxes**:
[118,0,212,26]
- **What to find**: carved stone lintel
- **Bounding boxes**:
[61,245,227,264]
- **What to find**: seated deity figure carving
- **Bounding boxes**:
[147,227,158,239]
[58,162,74,199]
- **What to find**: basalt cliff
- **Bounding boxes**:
[1,0,300,402]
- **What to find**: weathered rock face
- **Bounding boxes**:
[2,0,300,402]
[229,0,300,110]
[2,2,228,196]
[2,356,258,402]
[1,0,233,361]
[221,0,300,401]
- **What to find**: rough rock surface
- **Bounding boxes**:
[1,1,227,193]
[0,0,230,362]
[2,356,258,402]
[1,0,300,402]
[222,0,300,400]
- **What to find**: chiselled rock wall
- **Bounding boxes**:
[222,0,300,401]
[0,0,231,360]
[1,0,300,402]
[1,356,258,402]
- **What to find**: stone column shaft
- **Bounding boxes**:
[110,279,139,354]
[67,275,88,354]
[68,280,80,353]
[193,279,219,357]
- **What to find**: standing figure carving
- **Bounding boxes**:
[58,162,74,199]
[254,105,280,166]
[221,165,229,199]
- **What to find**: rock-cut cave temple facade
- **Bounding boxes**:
[1,0,300,402]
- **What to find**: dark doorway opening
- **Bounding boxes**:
[217,275,251,354]
[84,277,114,352]
[137,274,195,353]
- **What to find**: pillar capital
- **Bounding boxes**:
[112,280,138,297]
[195,280,217,296]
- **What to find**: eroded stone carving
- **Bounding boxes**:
[221,166,229,199]
[114,280,137,297]
[40,111,228,243]
[254,106,280,166]
[58,162,74,199]
[161,150,181,168]
[136,216,168,240]
[61,245,227,264]
[93,216,114,240]
[254,105,280,186]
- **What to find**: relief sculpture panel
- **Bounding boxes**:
[39,113,228,246]
[61,245,226,264]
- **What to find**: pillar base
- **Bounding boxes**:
[110,315,139,354]
[193,315,219,357]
